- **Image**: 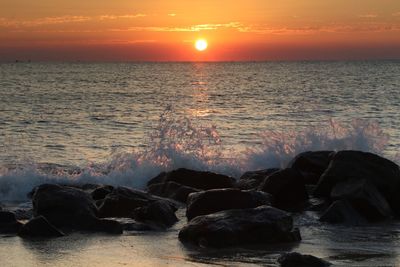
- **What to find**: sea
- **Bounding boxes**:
[0,61,399,266]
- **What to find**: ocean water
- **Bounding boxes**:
[0,61,400,266]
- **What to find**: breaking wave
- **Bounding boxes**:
[0,108,396,201]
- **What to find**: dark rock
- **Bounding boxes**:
[314,151,400,203]
[0,211,23,234]
[98,186,177,218]
[278,252,331,267]
[259,168,308,210]
[91,185,114,200]
[148,181,200,203]
[32,184,122,234]
[179,205,301,247]
[13,208,33,220]
[186,188,273,220]
[240,168,281,181]
[132,200,178,229]
[147,168,235,191]
[331,179,392,221]
[319,200,368,225]
[288,151,333,184]
[18,216,64,238]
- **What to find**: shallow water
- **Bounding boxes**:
[1,208,400,267]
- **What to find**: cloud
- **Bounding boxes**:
[111,22,243,32]
[168,13,177,17]
[0,14,146,28]
[393,12,400,17]
[358,14,378,18]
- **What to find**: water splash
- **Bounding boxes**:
[0,110,394,201]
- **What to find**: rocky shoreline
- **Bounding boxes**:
[1,150,400,266]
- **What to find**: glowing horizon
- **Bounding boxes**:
[0,0,399,61]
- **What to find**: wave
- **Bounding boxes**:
[0,108,396,201]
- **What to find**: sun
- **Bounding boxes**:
[195,39,208,51]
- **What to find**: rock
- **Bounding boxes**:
[147,168,235,191]
[98,186,177,218]
[32,184,122,234]
[18,216,64,238]
[236,168,280,190]
[0,211,23,234]
[314,151,400,202]
[319,200,368,225]
[288,151,333,184]
[331,179,392,221]
[179,205,301,247]
[132,200,178,229]
[278,252,331,267]
[148,181,200,203]
[91,185,114,200]
[186,188,273,221]
[259,168,308,210]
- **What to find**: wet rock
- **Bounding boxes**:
[18,216,64,238]
[179,205,301,247]
[319,200,368,225]
[331,179,392,221]
[0,211,23,234]
[186,188,273,220]
[148,181,200,203]
[259,168,308,210]
[288,151,333,184]
[237,168,280,190]
[147,168,235,191]
[132,200,178,229]
[98,186,177,218]
[32,184,122,234]
[278,252,331,267]
[313,151,400,205]
[91,185,114,200]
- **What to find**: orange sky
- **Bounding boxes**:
[1,0,400,61]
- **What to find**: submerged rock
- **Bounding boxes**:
[32,184,122,234]
[186,188,273,221]
[278,252,331,267]
[18,216,64,238]
[319,200,368,225]
[132,200,178,229]
[288,151,333,184]
[179,205,301,247]
[259,168,308,210]
[147,168,235,191]
[0,211,23,234]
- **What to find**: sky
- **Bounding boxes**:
[0,0,400,61]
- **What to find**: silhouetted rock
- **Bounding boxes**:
[186,188,273,220]
[132,200,178,229]
[313,151,400,216]
[91,185,114,200]
[98,186,177,218]
[148,181,200,203]
[32,184,122,234]
[18,216,64,238]
[179,206,301,247]
[288,151,333,184]
[319,200,368,225]
[278,252,331,267]
[259,168,308,210]
[0,211,23,234]
[236,168,280,190]
[147,168,235,190]
[331,179,392,221]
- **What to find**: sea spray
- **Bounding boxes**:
[0,111,394,201]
